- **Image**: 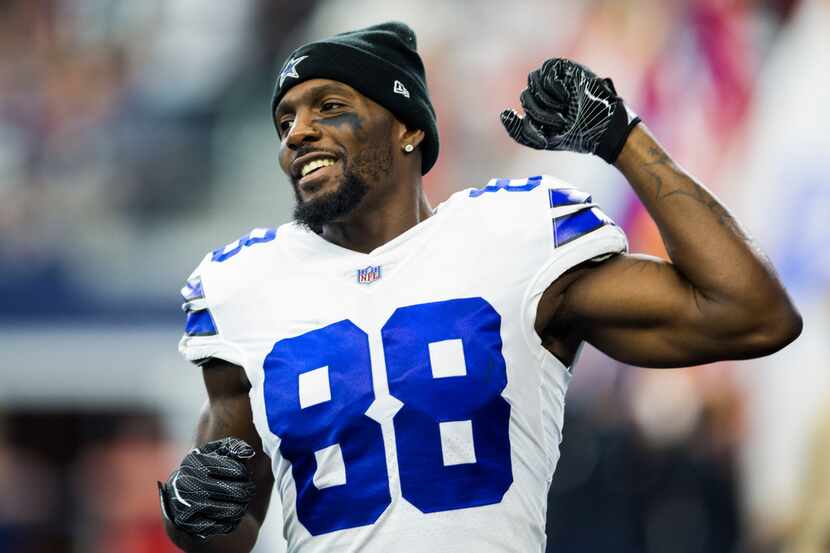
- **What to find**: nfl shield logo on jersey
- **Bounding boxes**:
[356,265,382,284]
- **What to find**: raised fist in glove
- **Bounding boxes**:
[159,437,256,539]
[500,58,640,163]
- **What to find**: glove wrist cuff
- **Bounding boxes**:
[596,103,641,164]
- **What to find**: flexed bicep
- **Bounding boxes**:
[552,253,794,368]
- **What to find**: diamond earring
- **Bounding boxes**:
[403,144,414,153]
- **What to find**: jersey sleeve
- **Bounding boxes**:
[177,253,245,367]
[523,175,628,342]
[526,175,628,292]
[462,174,628,345]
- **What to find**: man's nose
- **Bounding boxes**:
[285,111,321,150]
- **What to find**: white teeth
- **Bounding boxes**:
[301,158,335,177]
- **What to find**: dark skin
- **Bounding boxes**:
[275,79,430,252]
[166,78,802,551]
[540,125,801,367]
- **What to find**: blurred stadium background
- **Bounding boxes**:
[1,0,828,551]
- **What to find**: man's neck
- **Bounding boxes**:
[320,186,432,254]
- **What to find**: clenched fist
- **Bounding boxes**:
[159,437,256,539]
[500,58,640,163]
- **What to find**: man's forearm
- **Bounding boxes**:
[164,376,269,553]
[614,124,799,332]
[165,513,260,553]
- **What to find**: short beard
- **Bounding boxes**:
[293,170,369,234]
[292,144,392,233]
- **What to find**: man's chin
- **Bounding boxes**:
[296,171,339,197]
[297,181,337,204]
[293,173,369,231]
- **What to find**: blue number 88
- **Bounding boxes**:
[263,297,512,535]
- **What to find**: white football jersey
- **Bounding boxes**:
[178,175,627,553]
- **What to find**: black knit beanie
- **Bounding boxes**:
[271,21,439,175]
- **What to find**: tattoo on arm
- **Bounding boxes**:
[640,147,675,200]
[640,147,746,238]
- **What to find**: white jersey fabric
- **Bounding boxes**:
[178,175,627,553]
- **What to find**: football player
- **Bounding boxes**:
[159,22,801,553]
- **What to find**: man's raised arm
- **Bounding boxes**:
[503,58,801,367]
[557,125,800,366]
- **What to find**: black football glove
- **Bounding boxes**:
[158,437,256,539]
[500,58,641,163]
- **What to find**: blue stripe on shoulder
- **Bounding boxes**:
[553,207,612,247]
[549,188,592,208]
[469,175,543,197]
[212,227,277,262]
[185,309,218,337]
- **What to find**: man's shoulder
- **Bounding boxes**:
[436,172,628,288]
[437,174,595,236]
[182,225,289,300]
[438,174,576,214]
[205,226,281,266]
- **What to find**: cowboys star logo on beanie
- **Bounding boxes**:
[271,21,439,175]
[278,55,308,87]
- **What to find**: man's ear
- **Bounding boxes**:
[398,125,425,150]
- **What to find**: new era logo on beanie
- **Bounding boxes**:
[393,80,410,98]
[271,21,439,175]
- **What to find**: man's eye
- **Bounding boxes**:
[321,101,344,111]
[279,120,293,133]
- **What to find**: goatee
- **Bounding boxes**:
[293,171,369,234]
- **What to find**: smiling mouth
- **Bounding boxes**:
[300,157,335,178]
[298,159,340,190]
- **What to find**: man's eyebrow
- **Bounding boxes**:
[275,83,355,119]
